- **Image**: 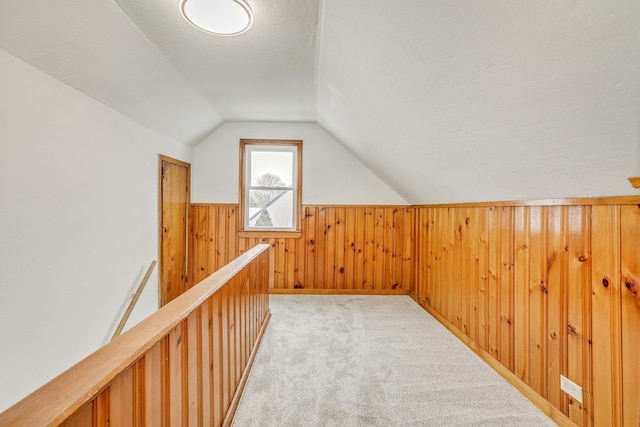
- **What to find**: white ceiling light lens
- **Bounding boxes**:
[180,0,253,36]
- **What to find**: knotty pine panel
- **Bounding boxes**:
[190,204,414,293]
[620,204,640,427]
[413,201,640,427]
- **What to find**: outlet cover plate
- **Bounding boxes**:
[560,375,583,403]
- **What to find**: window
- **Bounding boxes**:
[240,139,302,235]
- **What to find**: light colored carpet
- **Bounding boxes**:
[233,295,556,426]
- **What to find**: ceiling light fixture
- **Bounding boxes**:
[180,0,253,36]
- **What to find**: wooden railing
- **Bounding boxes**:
[0,244,271,426]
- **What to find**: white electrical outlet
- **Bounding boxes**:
[560,375,583,403]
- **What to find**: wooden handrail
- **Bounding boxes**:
[0,244,271,426]
[111,260,157,341]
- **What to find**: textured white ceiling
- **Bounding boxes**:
[113,0,319,122]
[317,0,640,203]
[1,0,639,203]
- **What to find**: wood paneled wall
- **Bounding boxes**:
[0,245,270,427]
[190,204,414,293]
[413,201,640,427]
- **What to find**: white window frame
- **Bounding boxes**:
[239,139,302,235]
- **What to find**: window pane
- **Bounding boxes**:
[250,151,293,187]
[248,190,294,228]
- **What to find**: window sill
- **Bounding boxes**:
[238,230,303,239]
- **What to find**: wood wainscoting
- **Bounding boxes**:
[190,198,639,426]
[189,204,414,293]
[413,198,640,427]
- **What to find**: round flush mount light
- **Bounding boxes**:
[180,0,253,36]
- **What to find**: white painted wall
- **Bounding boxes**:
[192,121,407,205]
[0,49,192,412]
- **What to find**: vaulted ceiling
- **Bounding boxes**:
[1,0,639,203]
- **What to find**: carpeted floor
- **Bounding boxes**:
[233,295,556,426]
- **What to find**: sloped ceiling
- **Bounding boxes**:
[1,0,639,203]
[317,1,640,203]
[113,0,318,122]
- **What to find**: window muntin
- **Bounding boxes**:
[241,140,301,232]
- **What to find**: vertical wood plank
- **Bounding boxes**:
[295,210,306,289]
[195,207,209,284]
[143,343,163,427]
[415,208,424,301]
[228,206,238,262]
[285,238,296,289]
[305,207,317,290]
[499,206,514,371]
[237,232,247,257]
[355,207,366,289]
[169,324,185,426]
[186,311,199,426]
[384,207,395,291]
[228,280,237,398]
[435,208,445,319]
[95,390,109,427]
[468,208,480,344]
[109,368,134,426]
[60,403,93,427]
[234,277,243,385]
[402,208,414,292]
[345,207,357,289]
[133,360,145,425]
[487,206,500,359]
[528,206,545,396]
[433,208,443,312]
[364,207,375,290]
[427,208,436,308]
[240,272,248,366]
[316,208,327,289]
[201,299,212,427]
[206,206,219,275]
[188,206,196,289]
[546,206,565,410]
[335,207,346,289]
[394,208,404,292]
[591,205,622,427]
[325,207,336,289]
[272,238,282,289]
[566,205,590,425]
[444,208,458,324]
[514,206,530,384]
[218,206,228,269]
[620,204,640,427]
[374,208,386,291]
[453,208,463,330]
[212,292,223,427]
[460,207,471,336]
[221,283,231,413]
